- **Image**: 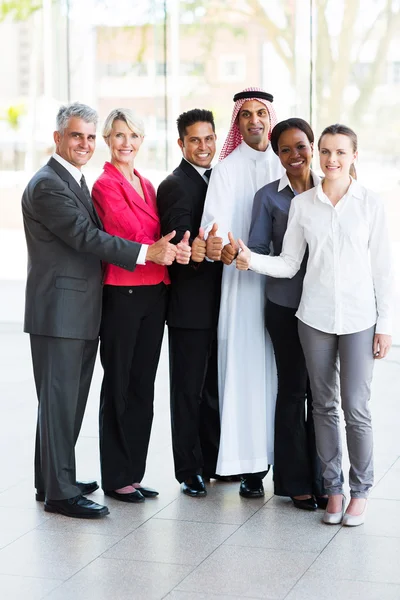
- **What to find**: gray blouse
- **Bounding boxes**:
[248,171,320,309]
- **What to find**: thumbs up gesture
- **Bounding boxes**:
[191,227,206,263]
[176,230,192,264]
[206,222,223,261]
[221,231,239,266]
[236,239,251,270]
[146,231,177,265]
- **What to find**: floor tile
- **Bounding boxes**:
[177,545,317,599]
[43,557,193,600]
[103,518,238,566]
[166,592,260,600]
[0,528,120,580]
[154,482,269,525]
[309,532,400,583]
[285,573,400,600]
[0,505,49,549]
[0,573,62,600]
[224,505,339,552]
[371,458,400,500]
[339,499,400,538]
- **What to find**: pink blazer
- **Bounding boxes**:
[92,162,170,286]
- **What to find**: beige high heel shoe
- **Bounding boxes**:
[323,495,346,525]
[342,500,367,527]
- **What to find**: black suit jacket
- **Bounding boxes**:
[22,157,141,340]
[157,159,222,330]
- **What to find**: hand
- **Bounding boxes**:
[176,230,191,265]
[192,227,206,263]
[236,239,251,270]
[373,333,392,359]
[206,222,223,261]
[146,231,177,266]
[221,231,239,266]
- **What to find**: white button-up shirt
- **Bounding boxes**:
[250,179,393,335]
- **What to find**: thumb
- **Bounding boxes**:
[228,231,237,248]
[210,222,218,236]
[238,239,247,252]
[163,230,176,242]
[182,230,190,245]
[198,226,205,240]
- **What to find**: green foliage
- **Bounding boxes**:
[0,0,42,22]
[1,104,25,130]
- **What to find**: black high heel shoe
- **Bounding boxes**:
[291,496,318,511]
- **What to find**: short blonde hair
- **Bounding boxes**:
[102,108,145,139]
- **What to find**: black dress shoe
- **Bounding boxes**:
[134,486,159,498]
[182,475,207,497]
[44,495,109,519]
[291,496,318,511]
[239,477,264,498]
[104,489,145,503]
[36,480,99,502]
[316,496,329,510]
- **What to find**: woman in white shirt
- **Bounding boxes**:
[236,124,393,526]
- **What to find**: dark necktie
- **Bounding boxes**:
[80,174,93,206]
[204,168,212,182]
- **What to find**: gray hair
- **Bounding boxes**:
[102,108,145,138]
[56,102,98,133]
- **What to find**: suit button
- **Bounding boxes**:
[129,289,133,294]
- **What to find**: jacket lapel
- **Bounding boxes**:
[178,159,208,190]
[48,158,103,229]
[104,162,159,222]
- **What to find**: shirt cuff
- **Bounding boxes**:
[375,316,392,336]
[137,244,148,265]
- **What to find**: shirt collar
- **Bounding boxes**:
[52,152,82,185]
[239,140,273,162]
[183,157,209,177]
[277,169,320,193]
[316,175,361,205]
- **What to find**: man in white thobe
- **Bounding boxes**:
[200,87,283,498]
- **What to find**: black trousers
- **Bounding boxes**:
[168,327,221,483]
[99,283,167,491]
[265,300,325,497]
[31,334,98,500]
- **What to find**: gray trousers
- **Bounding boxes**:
[30,335,98,500]
[298,322,375,499]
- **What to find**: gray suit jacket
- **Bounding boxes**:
[22,157,141,340]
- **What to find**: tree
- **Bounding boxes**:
[1,103,25,169]
[0,0,42,21]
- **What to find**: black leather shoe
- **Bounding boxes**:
[44,495,109,519]
[291,496,318,511]
[134,486,159,498]
[316,496,329,510]
[36,480,99,502]
[239,477,264,498]
[182,475,207,497]
[104,489,145,503]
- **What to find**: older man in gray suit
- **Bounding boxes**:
[22,102,180,518]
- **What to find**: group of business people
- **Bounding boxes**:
[22,87,392,526]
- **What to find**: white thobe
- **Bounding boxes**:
[201,141,284,474]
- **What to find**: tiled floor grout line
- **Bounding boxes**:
[162,493,276,599]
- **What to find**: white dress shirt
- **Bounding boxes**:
[52,152,147,264]
[250,178,393,335]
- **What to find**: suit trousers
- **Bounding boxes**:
[99,283,167,491]
[168,327,221,482]
[265,300,324,497]
[31,334,98,500]
[298,321,375,498]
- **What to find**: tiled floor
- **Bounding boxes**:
[0,313,399,599]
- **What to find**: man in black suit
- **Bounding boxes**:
[22,102,178,518]
[157,109,223,497]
